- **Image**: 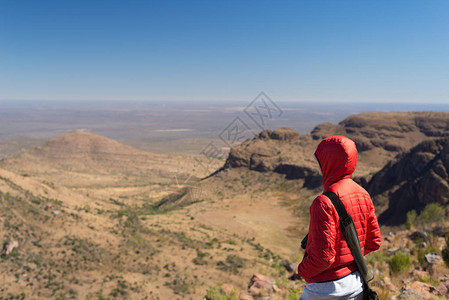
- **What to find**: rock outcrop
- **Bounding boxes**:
[222,128,322,189]
[399,281,438,299]
[222,112,449,191]
[218,112,449,227]
[311,111,449,153]
[2,239,19,255]
[367,138,449,225]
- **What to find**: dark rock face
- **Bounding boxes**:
[225,147,252,168]
[367,138,449,225]
[273,164,321,189]
[223,128,321,188]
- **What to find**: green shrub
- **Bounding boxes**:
[110,280,129,298]
[366,250,386,266]
[286,287,301,300]
[216,255,245,274]
[405,210,417,229]
[192,250,208,265]
[204,287,238,300]
[164,274,190,295]
[388,251,411,274]
[418,203,445,223]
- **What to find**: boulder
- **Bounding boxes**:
[280,259,295,273]
[409,231,429,242]
[221,284,239,298]
[2,239,19,255]
[248,273,274,289]
[424,252,442,265]
[399,281,437,299]
[432,226,447,237]
[239,291,254,300]
[436,283,449,296]
[247,273,278,298]
[411,269,428,279]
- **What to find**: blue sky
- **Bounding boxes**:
[1,0,448,103]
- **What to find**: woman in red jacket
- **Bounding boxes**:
[297,136,381,299]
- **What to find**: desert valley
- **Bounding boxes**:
[1,103,449,300]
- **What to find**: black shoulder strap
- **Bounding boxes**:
[323,190,376,285]
[323,191,353,227]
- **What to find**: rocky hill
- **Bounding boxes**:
[10,131,191,175]
[215,111,449,230]
[311,111,449,152]
[311,111,449,173]
[0,131,222,199]
[221,128,322,189]
[368,137,449,225]
[220,112,449,187]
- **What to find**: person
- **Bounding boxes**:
[297,135,382,299]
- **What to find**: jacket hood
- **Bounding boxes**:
[315,135,358,188]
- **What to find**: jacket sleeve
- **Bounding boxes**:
[297,196,337,282]
[364,200,382,255]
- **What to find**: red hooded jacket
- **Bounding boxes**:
[297,136,381,283]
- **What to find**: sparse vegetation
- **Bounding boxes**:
[405,210,417,229]
[1,118,449,299]
[418,203,445,224]
[388,251,411,274]
[366,250,386,265]
[204,286,238,300]
[110,279,129,298]
[286,287,301,300]
[217,255,246,274]
[164,273,191,295]
[192,250,209,265]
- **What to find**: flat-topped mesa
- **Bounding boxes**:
[224,127,303,170]
[311,111,449,153]
[222,127,322,189]
[257,128,300,141]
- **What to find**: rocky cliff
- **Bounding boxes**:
[221,112,449,191]
[368,138,449,225]
[222,128,322,189]
[220,112,449,225]
[311,111,449,153]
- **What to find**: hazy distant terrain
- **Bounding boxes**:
[2,100,448,157]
